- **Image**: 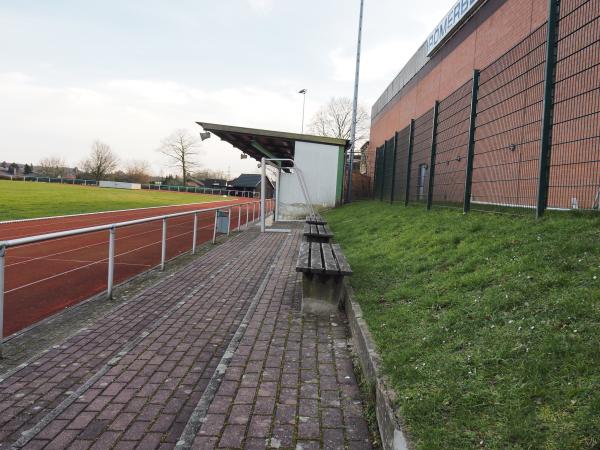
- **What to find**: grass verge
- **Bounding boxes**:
[325,202,600,449]
[0,180,227,220]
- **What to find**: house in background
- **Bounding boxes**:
[201,178,228,190]
[228,173,274,197]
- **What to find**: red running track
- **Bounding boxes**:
[0,197,271,337]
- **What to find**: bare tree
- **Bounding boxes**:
[38,156,67,178]
[158,129,200,185]
[192,169,227,181]
[82,140,119,181]
[308,97,370,146]
[125,159,151,184]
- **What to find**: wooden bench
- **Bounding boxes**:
[305,214,327,225]
[303,223,334,242]
[296,240,352,315]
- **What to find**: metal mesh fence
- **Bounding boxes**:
[408,108,434,203]
[548,0,600,210]
[392,125,412,203]
[382,137,396,202]
[374,145,385,200]
[470,23,547,211]
[371,1,599,216]
[431,80,472,207]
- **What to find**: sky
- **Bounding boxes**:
[0,0,452,178]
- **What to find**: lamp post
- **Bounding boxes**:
[298,89,307,133]
[347,0,365,203]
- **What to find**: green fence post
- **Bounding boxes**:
[536,0,559,218]
[427,101,440,210]
[405,119,415,206]
[390,132,399,203]
[463,69,481,213]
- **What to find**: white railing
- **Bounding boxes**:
[0,198,274,355]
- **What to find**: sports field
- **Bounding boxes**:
[0,180,223,221]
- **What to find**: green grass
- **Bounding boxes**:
[0,180,228,220]
[325,202,600,450]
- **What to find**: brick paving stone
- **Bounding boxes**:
[0,227,373,449]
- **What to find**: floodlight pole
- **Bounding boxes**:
[347,0,365,204]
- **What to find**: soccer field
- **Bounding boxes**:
[0,180,226,220]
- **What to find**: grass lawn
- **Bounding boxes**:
[325,202,600,449]
[0,180,229,220]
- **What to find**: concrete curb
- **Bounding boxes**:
[342,279,412,450]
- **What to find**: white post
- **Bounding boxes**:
[252,202,256,223]
[161,218,167,270]
[260,157,266,232]
[212,210,218,244]
[246,204,249,230]
[0,245,4,358]
[237,207,241,232]
[107,226,115,299]
[192,213,198,254]
[227,208,231,236]
[275,168,281,222]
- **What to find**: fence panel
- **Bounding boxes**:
[408,108,434,203]
[470,23,547,211]
[373,146,385,200]
[548,0,600,210]
[392,125,411,202]
[431,80,472,207]
[382,137,396,202]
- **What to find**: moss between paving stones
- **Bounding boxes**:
[325,202,600,450]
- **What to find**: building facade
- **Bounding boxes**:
[368,0,600,211]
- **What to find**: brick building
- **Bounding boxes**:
[368,0,600,211]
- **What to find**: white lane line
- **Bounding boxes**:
[0,197,240,225]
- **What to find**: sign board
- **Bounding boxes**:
[426,0,481,56]
[99,181,142,190]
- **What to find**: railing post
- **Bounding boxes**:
[0,245,5,358]
[427,101,440,210]
[405,119,415,206]
[463,69,481,213]
[237,207,241,231]
[192,213,198,254]
[212,210,218,244]
[246,204,250,229]
[107,226,115,299]
[161,218,167,270]
[536,0,559,218]
[227,208,231,236]
[390,132,399,203]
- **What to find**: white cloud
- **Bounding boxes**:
[244,0,274,13]
[329,39,418,84]
[0,73,302,177]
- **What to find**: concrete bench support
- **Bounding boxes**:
[301,273,344,315]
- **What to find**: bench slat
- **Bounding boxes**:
[303,223,311,235]
[306,214,327,225]
[321,243,339,275]
[331,244,353,276]
[322,225,334,238]
[296,240,311,272]
[310,242,324,273]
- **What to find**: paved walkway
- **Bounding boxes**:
[0,227,372,449]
